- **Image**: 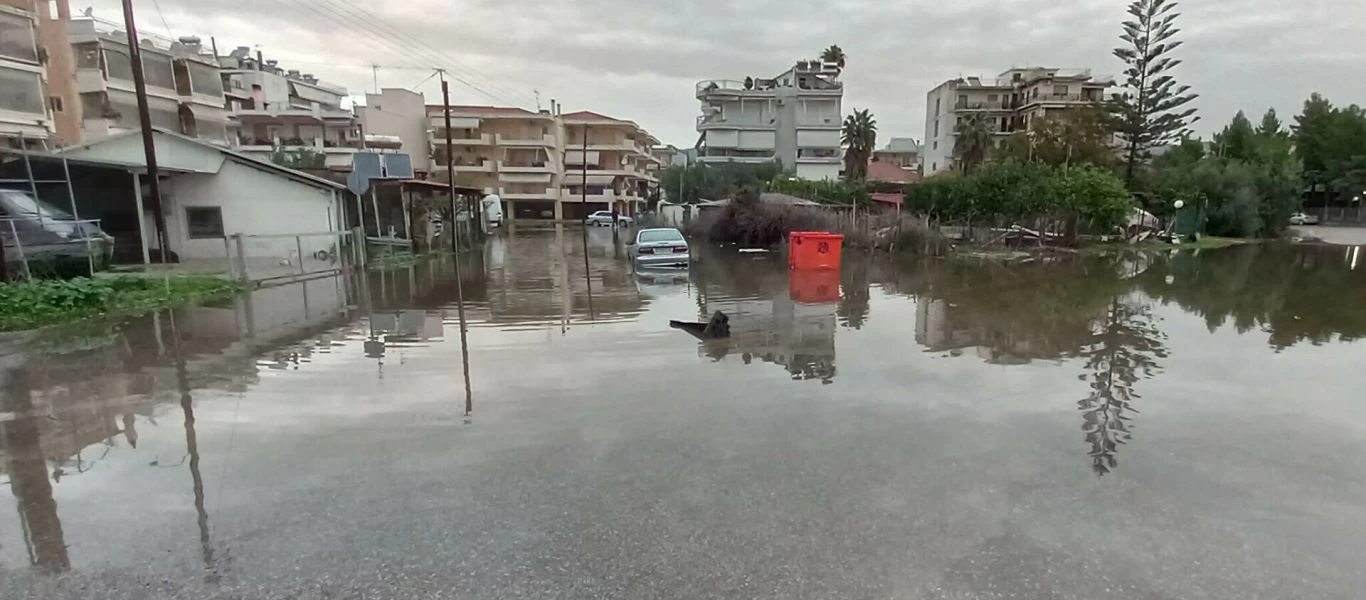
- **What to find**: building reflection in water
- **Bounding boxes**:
[2,367,71,573]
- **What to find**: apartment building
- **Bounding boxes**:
[923,67,1113,174]
[356,88,430,174]
[695,58,844,180]
[422,105,660,221]
[218,47,362,170]
[0,2,54,147]
[560,110,659,221]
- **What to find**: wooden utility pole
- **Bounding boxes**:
[440,73,475,416]
[121,0,169,263]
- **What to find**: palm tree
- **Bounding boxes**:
[820,44,846,70]
[953,113,994,175]
[841,109,877,180]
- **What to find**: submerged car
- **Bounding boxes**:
[629,227,690,269]
[1289,212,1320,225]
[0,189,115,270]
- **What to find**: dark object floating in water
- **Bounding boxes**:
[671,311,730,339]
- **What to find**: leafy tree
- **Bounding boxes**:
[820,44,846,69]
[768,176,870,207]
[952,112,994,175]
[1293,93,1336,176]
[1109,0,1199,184]
[998,107,1117,168]
[841,109,877,180]
[268,147,325,169]
[661,161,784,204]
[905,162,1133,234]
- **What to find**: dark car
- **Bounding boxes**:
[0,189,115,271]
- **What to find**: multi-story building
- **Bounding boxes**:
[560,110,659,220]
[422,105,660,221]
[923,67,1113,175]
[872,137,921,169]
[219,47,362,169]
[695,58,844,180]
[0,2,53,147]
[168,36,229,143]
[69,19,183,141]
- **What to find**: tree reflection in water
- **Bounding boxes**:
[1076,296,1168,475]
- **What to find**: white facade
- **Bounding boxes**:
[696,59,844,180]
[59,128,344,260]
[0,5,51,145]
[924,67,1113,175]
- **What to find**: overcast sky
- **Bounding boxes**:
[90,0,1366,148]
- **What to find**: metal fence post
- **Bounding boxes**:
[231,233,248,286]
[7,221,31,280]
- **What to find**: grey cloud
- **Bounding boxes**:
[91,0,1366,147]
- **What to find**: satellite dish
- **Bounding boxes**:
[83,6,94,17]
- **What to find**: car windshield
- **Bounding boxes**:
[638,230,684,243]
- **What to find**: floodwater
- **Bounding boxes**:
[2,228,1366,599]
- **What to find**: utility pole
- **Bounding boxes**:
[121,0,169,264]
[440,71,474,415]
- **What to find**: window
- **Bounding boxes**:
[0,10,38,63]
[932,162,937,171]
[933,121,939,137]
[103,43,135,80]
[932,141,938,150]
[0,66,44,114]
[188,61,223,96]
[185,207,224,239]
[1053,84,1068,96]
[934,98,940,116]
[142,52,176,90]
[987,94,998,102]
[47,95,62,112]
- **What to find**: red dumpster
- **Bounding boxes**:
[788,231,844,270]
[789,268,841,304]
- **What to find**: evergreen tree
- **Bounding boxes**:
[1109,0,1199,184]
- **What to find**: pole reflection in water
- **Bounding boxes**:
[581,225,595,321]
[169,312,220,581]
[1,367,70,573]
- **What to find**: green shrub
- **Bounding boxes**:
[0,275,237,331]
[905,162,1134,233]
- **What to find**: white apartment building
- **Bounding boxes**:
[695,59,843,181]
[422,105,660,221]
[356,88,430,174]
[923,67,1113,175]
[218,47,362,170]
[67,18,229,145]
[1,3,53,147]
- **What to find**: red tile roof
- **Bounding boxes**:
[866,159,920,183]
[425,105,540,116]
[559,110,624,122]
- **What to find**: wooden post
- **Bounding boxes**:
[440,73,475,415]
[120,0,169,263]
[132,172,151,266]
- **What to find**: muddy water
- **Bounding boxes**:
[3,228,1366,599]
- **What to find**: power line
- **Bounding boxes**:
[290,0,516,105]
[149,0,174,39]
[405,69,439,92]
[313,0,538,106]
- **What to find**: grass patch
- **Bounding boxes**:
[0,275,238,332]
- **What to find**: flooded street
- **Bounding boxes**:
[3,228,1366,599]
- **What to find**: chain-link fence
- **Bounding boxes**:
[1,217,112,280]
[225,229,363,287]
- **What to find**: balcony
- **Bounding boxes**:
[500,187,559,201]
[1019,93,1103,106]
[234,136,363,152]
[561,189,617,203]
[797,149,841,164]
[497,161,554,174]
[495,133,556,147]
[953,101,1012,111]
[697,114,777,130]
[696,80,777,100]
[438,158,495,172]
[431,131,493,145]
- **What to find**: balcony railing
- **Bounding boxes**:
[432,131,494,145]
[498,161,553,173]
[495,133,555,146]
[1021,93,1102,105]
[954,101,1012,111]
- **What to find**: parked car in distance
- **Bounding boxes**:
[1289,212,1320,225]
[0,189,115,271]
[586,210,632,227]
[629,227,690,269]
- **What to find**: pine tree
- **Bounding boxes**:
[1109,0,1199,184]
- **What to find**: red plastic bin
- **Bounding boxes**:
[789,268,841,304]
[788,231,844,270]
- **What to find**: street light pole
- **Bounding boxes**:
[121,0,169,264]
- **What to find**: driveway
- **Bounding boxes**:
[1292,225,1366,245]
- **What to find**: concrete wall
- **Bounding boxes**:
[165,159,338,260]
[923,84,955,174]
[796,163,841,181]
